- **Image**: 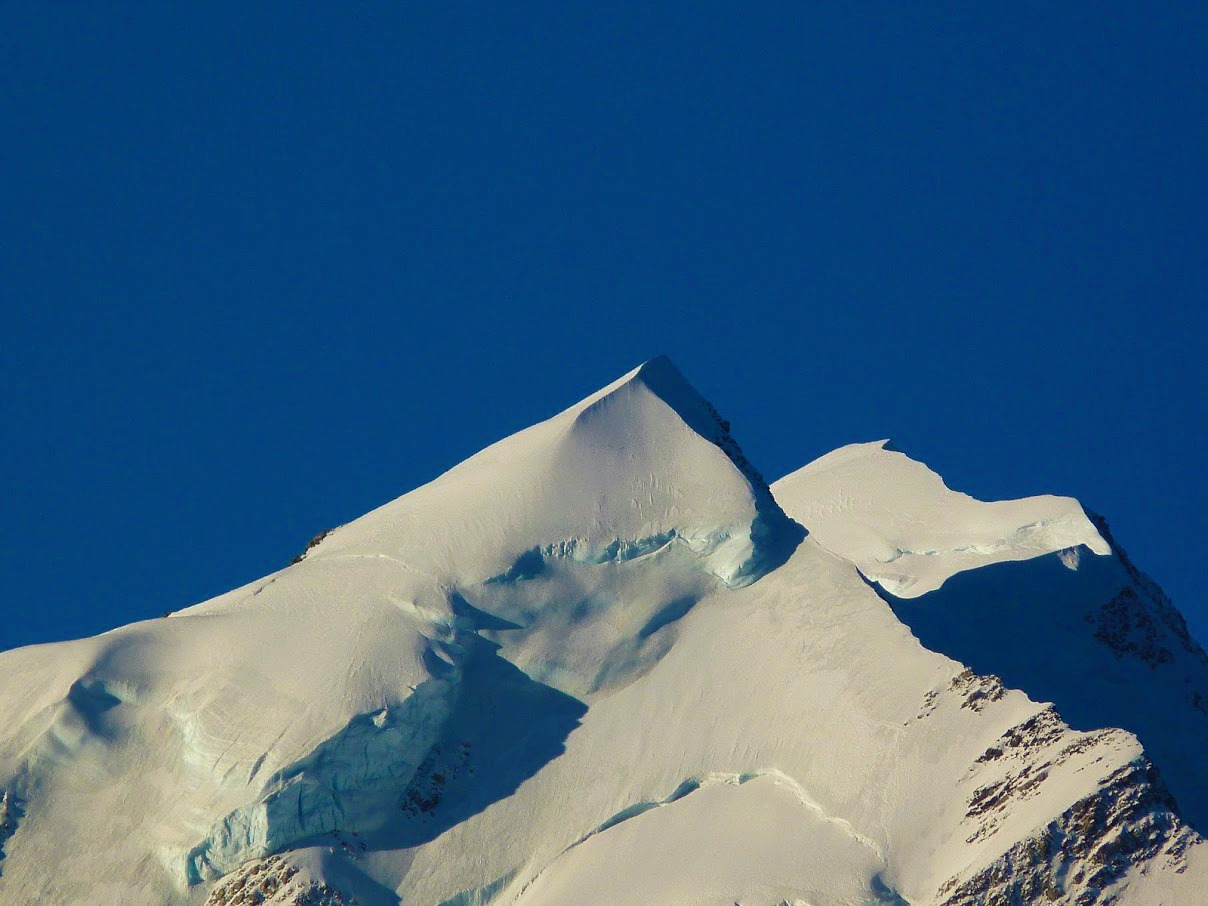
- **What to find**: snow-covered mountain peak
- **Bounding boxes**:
[774,438,1110,597]
[1,366,1205,906]
[307,357,800,589]
[570,354,729,441]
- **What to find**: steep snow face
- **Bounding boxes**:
[775,442,1208,830]
[776,439,1110,596]
[187,676,456,881]
[0,557,458,900]
[309,355,800,589]
[358,533,1202,906]
[0,358,805,904]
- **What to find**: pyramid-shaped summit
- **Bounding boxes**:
[310,355,802,588]
[571,354,733,442]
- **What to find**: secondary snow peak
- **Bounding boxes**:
[773,439,1110,597]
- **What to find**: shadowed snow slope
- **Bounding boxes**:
[775,441,1208,824]
[0,361,1203,906]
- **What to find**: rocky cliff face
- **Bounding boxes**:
[931,673,1200,906]
[941,757,1198,906]
[0,790,21,877]
[1086,513,1208,674]
[205,856,352,906]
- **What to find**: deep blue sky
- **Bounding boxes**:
[2,5,1205,652]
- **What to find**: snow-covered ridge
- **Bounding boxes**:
[144,358,806,888]
[302,355,803,589]
[774,438,1111,596]
[0,357,1204,906]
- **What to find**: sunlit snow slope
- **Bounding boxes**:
[0,358,1203,906]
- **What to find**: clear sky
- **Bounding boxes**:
[2,4,1205,652]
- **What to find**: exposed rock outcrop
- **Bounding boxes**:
[204,855,353,906]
